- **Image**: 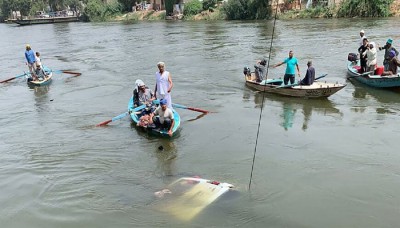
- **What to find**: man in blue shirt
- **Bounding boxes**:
[24,44,37,79]
[274,50,300,85]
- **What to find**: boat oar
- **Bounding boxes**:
[96,104,146,127]
[51,70,82,76]
[348,71,373,79]
[0,72,29,83]
[172,103,210,114]
[315,74,328,81]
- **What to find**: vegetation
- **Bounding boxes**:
[184,0,203,16]
[0,0,397,22]
[337,0,393,17]
[222,0,270,20]
[82,0,122,22]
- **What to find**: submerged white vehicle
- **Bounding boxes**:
[154,177,235,221]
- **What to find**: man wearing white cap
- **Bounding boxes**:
[359,30,366,47]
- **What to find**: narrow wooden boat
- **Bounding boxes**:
[347,61,400,88]
[245,73,346,98]
[26,66,53,86]
[13,16,79,25]
[127,97,180,137]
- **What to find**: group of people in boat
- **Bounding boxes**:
[132,62,175,136]
[24,44,49,81]
[249,50,316,86]
[357,30,400,76]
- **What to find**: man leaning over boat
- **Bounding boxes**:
[149,99,175,137]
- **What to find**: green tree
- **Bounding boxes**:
[1,0,32,16]
[337,0,393,17]
[184,0,202,16]
[165,0,174,16]
[118,0,138,12]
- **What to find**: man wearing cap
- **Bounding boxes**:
[254,58,267,82]
[24,44,36,79]
[359,30,366,47]
[379,38,399,71]
[300,61,315,85]
[382,50,400,76]
[149,99,175,136]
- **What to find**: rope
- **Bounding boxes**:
[248,2,280,190]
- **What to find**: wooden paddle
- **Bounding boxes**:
[51,70,82,76]
[152,100,210,114]
[96,104,146,127]
[315,74,328,81]
[348,71,373,79]
[172,103,210,114]
[0,72,29,83]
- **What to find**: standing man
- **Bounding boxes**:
[155,62,173,109]
[359,30,366,47]
[379,38,399,71]
[24,44,36,80]
[273,50,300,85]
[300,61,315,85]
[358,38,369,73]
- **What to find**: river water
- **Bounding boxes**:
[1,18,400,227]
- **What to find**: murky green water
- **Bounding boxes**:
[1,18,400,227]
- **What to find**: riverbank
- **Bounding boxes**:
[113,3,400,22]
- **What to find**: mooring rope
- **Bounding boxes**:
[248,2,280,190]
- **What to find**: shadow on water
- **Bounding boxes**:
[351,81,400,104]
[252,92,343,131]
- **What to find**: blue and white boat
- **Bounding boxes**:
[127,97,180,137]
[347,61,400,88]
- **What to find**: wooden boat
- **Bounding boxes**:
[245,73,346,98]
[127,97,180,137]
[26,66,53,86]
[347,61,400,88]
[13,16,79,26]
[154,177,234,221]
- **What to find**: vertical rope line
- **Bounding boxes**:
[248,0,279,190]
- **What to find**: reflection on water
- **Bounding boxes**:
[351,82,400,114]
[352,83,400,104]
[154,140,177,178]
[253,92,342,131]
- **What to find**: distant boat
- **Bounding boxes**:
[13,15,79,26]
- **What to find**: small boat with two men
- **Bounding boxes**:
[128,97,180,137]
[243,60,346,98]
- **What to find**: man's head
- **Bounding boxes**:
[363,38,368,45]
[260,58,267,66]
[135,79,145,91]
[307,61,312,67]
[36,64,41,69]
[26,44,31,50]
[288,50,294,58]
[160,99,167,110]
[157,62,165,72]
[386,38,393,46]
[360,30,365,37]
